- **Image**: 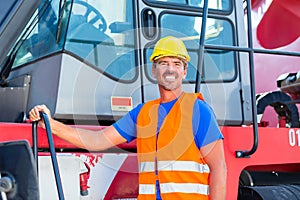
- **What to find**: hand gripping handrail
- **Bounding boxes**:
[32,112,65,200]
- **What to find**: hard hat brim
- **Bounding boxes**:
[151,54,190,62]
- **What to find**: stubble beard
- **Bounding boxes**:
[159,71,181,91]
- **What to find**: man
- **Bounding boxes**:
[29,36,227,199]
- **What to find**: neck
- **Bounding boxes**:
[159,87,183,103]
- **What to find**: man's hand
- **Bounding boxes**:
[29,104,52,128]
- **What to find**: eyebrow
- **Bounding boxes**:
[157,60,183,65]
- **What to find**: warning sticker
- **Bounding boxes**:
[111,96,133,112]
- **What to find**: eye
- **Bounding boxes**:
[158,61,168,67]
[175,62,183,68]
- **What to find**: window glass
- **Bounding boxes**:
[13,0,62,67]
[147,0,230,11]
[145,13,235,82]
[65,0,136,81]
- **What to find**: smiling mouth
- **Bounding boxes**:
[165,75,176,81]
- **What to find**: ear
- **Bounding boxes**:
[183,65,188,79]
[152,64,157,79]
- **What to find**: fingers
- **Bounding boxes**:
[29,106,41,121]
[29,104,50,122]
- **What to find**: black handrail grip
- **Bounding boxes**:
[39,112,65,200]
[195,0,209,93]
[235,0,259,158]
[32,121,38,173]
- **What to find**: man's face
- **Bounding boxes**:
[152,57,187,91]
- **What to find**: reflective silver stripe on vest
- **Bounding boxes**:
[139,184,156,194]
[139,162,155,172]
[160,183,209,195]
[139,161,209,173]
[158,161,210,173]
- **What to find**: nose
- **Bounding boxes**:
[166,64,176,70]
[166,62,183,71]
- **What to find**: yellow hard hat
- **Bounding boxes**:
[150,36,190,62]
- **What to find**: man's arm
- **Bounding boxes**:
[201,139,227,200]
[29,105,127,151]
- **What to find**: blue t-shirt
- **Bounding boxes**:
[113,98,223,148]
[113,98,223,200]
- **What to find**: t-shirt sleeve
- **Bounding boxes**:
[193,99,223,149]
[112,103,143,143]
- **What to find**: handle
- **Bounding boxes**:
[39,112,65,200]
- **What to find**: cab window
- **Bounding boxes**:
[65,0,136,81]
[147,0,231,11]
[146,13,235,82]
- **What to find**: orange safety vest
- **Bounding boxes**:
[136,92,210,200]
